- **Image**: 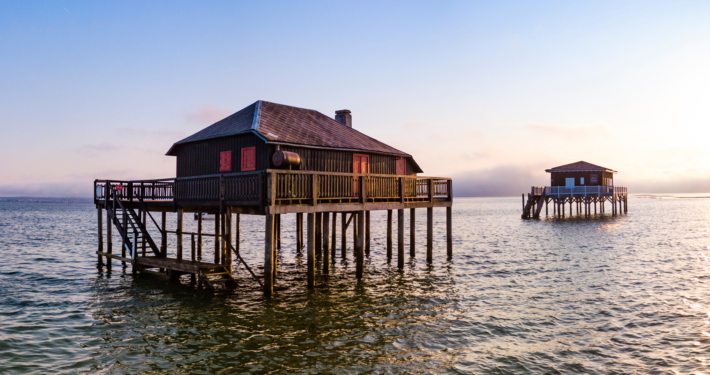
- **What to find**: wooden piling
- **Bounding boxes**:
[331,213,337,261]
[446,206,452,258]
[214,212,220,264]
[264,214,275,295]
[306,212,315,289]
[296,212,303,253]
[106,208,112,267]
[410,208,415,257]
[177,208,183,260]
[356,211,365,279]
[162,211,167,258]
[226,209,233,273]
[426,207,433,263]
[142,210,147,256]
[365,211,371,256]
[121,210,127,264]
[97,207,103,264]
[398,209,404,269]
[341,212,347,258]
[315,213,322,256]
[323,212,330,274]
[387,210,393,259]
[353,213,358,256]
[276,214,281,250]
[235,213,240,258]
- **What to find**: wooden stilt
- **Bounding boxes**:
[410,208,415,257]
[426,207,433,263]
[221,213,226,265]
[398,209,404,269]
[97,207,103,264]
[276,214,281,250]
[323,212,330,274]
[191,233,196,284]
[177,208,183,260]
[161,211,167,257]
[545,199,548,216]
[142,210,147,256]
[387,210,393,259]
[365,211,370,256]
[306,212,315,289]
[446,206,452,258]
[353,213,357,256]
[315,213,322,256]
[341,212,347,258]
[106,208,112,268]
[226,209,233,273]
[264,214,275,295]
[356,211,365,279]
[296,212,303,253]
[235,213,240,259]
[214,212,220,264]
[121,209,127,264]
[331,213,337,261]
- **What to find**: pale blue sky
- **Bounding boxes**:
[2,1,709,196]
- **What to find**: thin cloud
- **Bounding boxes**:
[525,123,608,139]
[186,105,230,125]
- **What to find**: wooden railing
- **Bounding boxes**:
[95,170,453,206]
[532,185,628,197]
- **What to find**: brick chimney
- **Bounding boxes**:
[335,110,352,127]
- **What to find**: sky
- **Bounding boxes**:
[1,1,710,197]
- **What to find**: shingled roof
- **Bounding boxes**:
[545,161,617,174]
[166,101,412,159]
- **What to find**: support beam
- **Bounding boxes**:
[410,208,415,257]
[106,208,112,268]
[162,211,167,258]
[234,213,240,257]
[315,213,322,256]
[426,207,433,263]
[331,212,337,261]
[276,214,281,250]
[264,214,275,295]
[296,212,303,253]
[307,213,315,289]
[446,206,452,258]
[398,209,404,269]
[214,212,220,264]
[365,211,370,256]
[356,211,365,279]
[97,207,103,264]
[226,209,233,273]
[323,212,330,274]
[387,210,393,259]
[341,212,347,258]
[177,208,183,260]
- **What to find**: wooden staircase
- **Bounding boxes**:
[106,186,161,260]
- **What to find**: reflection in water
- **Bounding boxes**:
[1,197,710,373]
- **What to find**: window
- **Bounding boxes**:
[353,153,370,174]
[580,177,584,185]
[590,174,598,184]
[219,151,232,172]
[241,147,256,171]
[396,158,406,175]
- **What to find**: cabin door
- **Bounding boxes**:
[565,178,575,189]
[353,154,370,196]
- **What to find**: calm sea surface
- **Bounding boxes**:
[2,196,710,374]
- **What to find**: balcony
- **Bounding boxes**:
[531,185,627,198]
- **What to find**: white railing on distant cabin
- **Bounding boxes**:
[531,186,627,197]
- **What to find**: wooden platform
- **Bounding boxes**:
[136,256,222,274]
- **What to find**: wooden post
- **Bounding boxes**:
[226,209,233,273]
[190,233,196,284]
[331,213,337,261]
[323,212,330,274]
[365,211,371,256]
[142,210,147,256]
[446,206,452,258]
[307,212,315,289]
[264,214,274,295]
[177,208,183,260]
[221,213,227,265]
[410,208,415,257]
[387,210,393,259]
[235,213,240,257]
[296,212,303,253]
[121,209,127,264]
[315,213,322,256]
[106,208,112,268]
[353,213,357,256]
[214,211,220,264]
[341,212,347,258]
[276,214,281,250]
[522,194,524,212]
[356,211,365,279]
[161,211,167,258]
[545,199,548,216]
[398,209,404,269]
[426,207,433,263]
[97,207,103,264]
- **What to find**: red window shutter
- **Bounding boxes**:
[241,147,256,171]
[396,158,406,175]
[219,151,232,172]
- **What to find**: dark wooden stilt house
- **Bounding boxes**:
[521,161,628,219]
[94,101,453,294]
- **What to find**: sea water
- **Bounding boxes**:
[1,196,709,374]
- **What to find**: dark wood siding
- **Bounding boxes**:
[550,171,614,186]
[174,134,268,177]
[278,145,401,174]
